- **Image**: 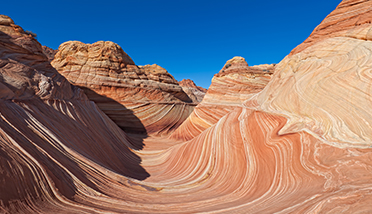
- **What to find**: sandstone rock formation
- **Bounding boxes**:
[178,79,207,92]
[51,42,196,135]
[0,15,74,100]
[139,1,372,211]
[178,79,207,103]
[170,56,274,141]
[3,0,372,213]
[0,15,149,213]
[42,45,57,61]
[248,0,372,148]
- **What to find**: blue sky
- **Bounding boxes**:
[3,0,341,89]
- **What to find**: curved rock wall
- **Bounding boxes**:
[170,57,274,141]
[3,0,372,212]
[52,41,196,136]
[249,0,372,148]
[0,15,149,213]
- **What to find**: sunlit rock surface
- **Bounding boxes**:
[249,0,372,148]
[170,57,274,141]
[52,43,196,135]
[3,0,372,213]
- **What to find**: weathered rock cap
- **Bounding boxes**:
[0,15,14,26]
[220,56,248,72]
[138,64,178,84]
[216,56,275,77]
[178,79,207,93]
[56,40,135,68]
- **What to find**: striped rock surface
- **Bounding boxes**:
[178,79,207,103]
[0,15,148,213]
[170,57,274,141]
[51,42,196,136]
[3,0,372,213]
[248,0,372,148]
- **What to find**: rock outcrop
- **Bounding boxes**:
[4,0,372,213]
[0,15,149,213]
[178,79,207,103]
[178,79,207,93]
[0,15,74,100]
[249,0,372,148]
[51,42,196,135]
[41,45,57,61]
[170,56,274,141]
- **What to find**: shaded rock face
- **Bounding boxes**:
[178,79,207,103]
[42,45,57,61]
[0,15,149,213]
[0,15,75,100]
[170,57,274,141]
[52,41,195,135]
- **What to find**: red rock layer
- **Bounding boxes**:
[0,15,149,213]
[291,0,372,55]
[3,0,372,212]
[51,42,196,136]
[170,57,274,141]
[134,108,372,213]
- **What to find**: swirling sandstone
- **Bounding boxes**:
[52,42,196,135]
[3,0,372,213]
[170,57,274,141]
[0,15,149,213]
[248,0,372,148]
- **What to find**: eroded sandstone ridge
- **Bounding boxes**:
[178,79,207,103]
[170,56,274,141]
[249,0,372,148]
[3,0,372,213]
[52,42,196,135]
[0,15,150,213]
[41,45,57,61]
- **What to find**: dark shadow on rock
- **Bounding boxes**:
[79,86,148,151]
[0,31,12,43]
[0,102,82,202]
[0,98,150,208]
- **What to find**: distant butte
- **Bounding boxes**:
[178,79,207,103]
[178,79,207,93]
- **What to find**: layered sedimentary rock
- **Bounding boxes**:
[291,0,372,55]
[138,1,372,212]
[0,15,149,213]
[52,43,196,135]
[178,79,207,103]
[178,79,207,93]
[42,46,57,61]
[170,57,274,141]
[248,0,372,148]
[4,0,372,213]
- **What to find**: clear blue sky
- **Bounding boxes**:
[2,0,341,89]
